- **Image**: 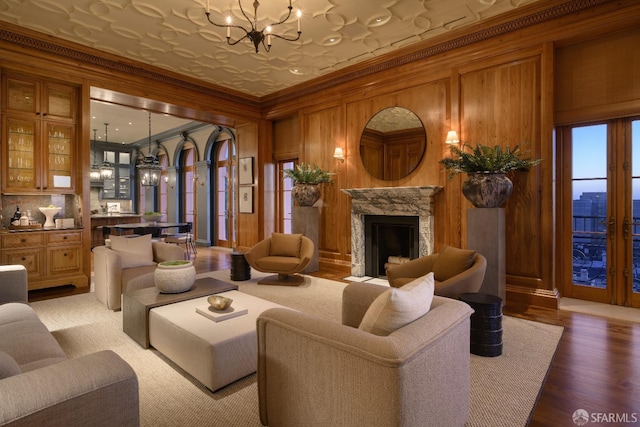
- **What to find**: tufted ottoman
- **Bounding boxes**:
[148,290,288,391]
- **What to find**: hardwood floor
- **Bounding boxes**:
[28,246,640,425]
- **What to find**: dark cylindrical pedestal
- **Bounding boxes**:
[230,252,251,281]
[459,292,503,357]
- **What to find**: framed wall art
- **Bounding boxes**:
[239,157,254,185]
[239,187,253,213]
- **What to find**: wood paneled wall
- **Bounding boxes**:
[2,0,640,308]
[555,27,640,125]
[266,1,640,308]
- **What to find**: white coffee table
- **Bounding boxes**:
[148,290,288,391]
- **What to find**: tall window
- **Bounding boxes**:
[137,153,147,213]
[182,146,196,229]
[158,153,168,217]
[278,160,295,233]
[562,117,640,307]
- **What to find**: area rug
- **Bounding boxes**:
[31,270,563,427]
[560,297,640,323]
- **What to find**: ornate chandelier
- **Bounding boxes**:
[205,0,302,53]
[136,112,163,187]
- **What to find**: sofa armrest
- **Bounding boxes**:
[296,236,315,271]
[0,265,28,305]
[341,282,388,328]
[437,253,487,298]
[385,254,437,287]
[152,241,186,262]
[92,246,124,311]
[245,238,271,266]
[0,350,139,426]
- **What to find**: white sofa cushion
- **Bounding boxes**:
[358,272,435,336]
[110,234,155,269]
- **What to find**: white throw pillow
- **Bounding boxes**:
[358,273,435,336]
[110,234,155,269]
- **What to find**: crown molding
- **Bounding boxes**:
[260,0,615,107]
[0,23,261,111]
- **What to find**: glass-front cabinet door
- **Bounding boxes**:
[2,116,75,193]
[1,74,77,194]
[46,122,74,190]
[4,76,38,114]
[3,116,38,191]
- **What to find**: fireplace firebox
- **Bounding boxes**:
[365,215,419,278]
[342,186,442,277]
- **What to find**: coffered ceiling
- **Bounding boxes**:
[0,0,540,98]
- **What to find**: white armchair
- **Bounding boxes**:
[93,238,185,310]
[257,282,473,427]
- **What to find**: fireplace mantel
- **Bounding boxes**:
[342,186,442,276]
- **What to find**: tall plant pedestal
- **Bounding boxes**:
[292,206,319,273]
[467,208,506,303]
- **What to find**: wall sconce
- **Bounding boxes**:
[193,175,205,187]
[333,147,345,162]
[164,176,174,190]
[445,130,460,144]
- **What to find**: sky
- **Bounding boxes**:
[572,119,640,200]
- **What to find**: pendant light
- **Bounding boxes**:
[99,123,114,180]
[137,111,163,187]
[90,128,102,182]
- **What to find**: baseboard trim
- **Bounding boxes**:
[506,284,560,310]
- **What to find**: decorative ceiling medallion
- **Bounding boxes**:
[131,1,166,19]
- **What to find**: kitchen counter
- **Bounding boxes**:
[1,226,83,233]
[91,214,142,247]
[90,213,141,219]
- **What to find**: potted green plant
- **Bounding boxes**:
[283,163,333,206]
[439,143,541,208]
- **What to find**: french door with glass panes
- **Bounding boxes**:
[562,118,640,307]
[215,140,236,248]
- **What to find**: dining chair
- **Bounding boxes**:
[164,222,196,257]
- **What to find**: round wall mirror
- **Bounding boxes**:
[359,107,426,180]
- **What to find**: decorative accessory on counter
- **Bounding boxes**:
[39,206,62,228]
[19,212,29,226]
[12,206,21,223]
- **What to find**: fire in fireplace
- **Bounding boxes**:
[364,215,419,278]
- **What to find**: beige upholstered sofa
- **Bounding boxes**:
[93,234,185,310]
[386,245,487,299]
[257,280,473,427]
[0,265,139,426]
[245,233,314,285]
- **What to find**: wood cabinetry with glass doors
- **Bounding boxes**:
[1,74,78,193]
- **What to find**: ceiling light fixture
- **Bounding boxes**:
[136,112,163,187]
[99,123,114,180]
[205,0,302,53]
[90,129,102,182]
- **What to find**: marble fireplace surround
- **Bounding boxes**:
[342,186,442,277]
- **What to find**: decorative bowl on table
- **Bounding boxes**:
[154,260,195,293]
[39,206,62,228]
[142,213,164,223]
[208,295,233,311]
